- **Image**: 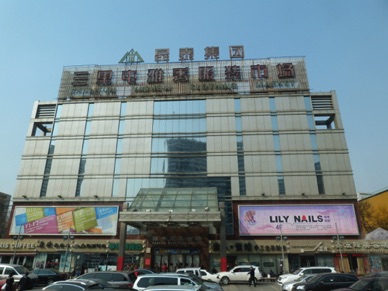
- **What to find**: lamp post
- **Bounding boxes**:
[334,223,345,272]
[105,250,109,271]
[218,202,227,272]
[63,232,74,273]
[276,224,287,274]
[12,225,23,264]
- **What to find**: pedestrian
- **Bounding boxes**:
[161,263,168,273]
[18,273,30,291]
[248,266,256,287]
[5,272,15,291]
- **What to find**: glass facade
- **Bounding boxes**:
[16,58,357,238]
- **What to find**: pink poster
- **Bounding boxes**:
[239,204,359,236]
[24,215,59,234]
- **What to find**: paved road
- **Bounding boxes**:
[223,282,281,291]
[31,282,281,291]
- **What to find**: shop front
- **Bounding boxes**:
[0,239,143,273]
[208,239,388,275]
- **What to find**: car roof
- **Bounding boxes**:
[301,267,335,269]
[53,279,97,286]
[144,285,200,291]
[314,273,356,277]
[139,273,193,278]
[227,265,258,270]
[81,270,128,274]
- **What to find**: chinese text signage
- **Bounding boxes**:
[239,204,359,236]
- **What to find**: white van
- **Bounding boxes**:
[176,268,220,283]
[133,273,223,291]
[0,264,38,289]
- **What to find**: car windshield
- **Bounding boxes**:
[186,274,202,284]
[292,268,303,275]
[14,266,29,274]
[295,275,313,282]
[305,276,317,283]
[305,275,323,283]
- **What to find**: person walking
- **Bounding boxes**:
[248,266,256,287]
[18,273,30,291]
[5,272,15,291]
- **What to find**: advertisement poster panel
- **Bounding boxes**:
[239,204,359,236]
[10,206,119,236]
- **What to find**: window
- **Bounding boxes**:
[32,122,53,136]
[314,114,335,129]
[181,278,195,286]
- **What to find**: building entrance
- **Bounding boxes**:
[154,249,201,271]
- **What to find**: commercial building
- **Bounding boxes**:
[4,46,387,274]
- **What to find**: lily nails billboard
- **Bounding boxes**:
[239,204,359,236]
[10,206,119,236]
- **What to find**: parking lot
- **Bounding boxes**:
[223,282,280,291]
[29,282,281,291]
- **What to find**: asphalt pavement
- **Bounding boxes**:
[31,281,281,291]
[223,282,281,291]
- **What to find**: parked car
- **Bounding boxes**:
[216,265,262,285]
[278,267,337,285]
[31,268,68,285]
[0,264,38,290]
[282,274,317,291]
[0,280,5,289]
[176,267,220,283]
[128,269,155,283]
[42,278,130,291]
[144,285,207,291]
[291,273,358,291]
[133,273,223,291]
[332,273,388,291]
[76,271,134,288]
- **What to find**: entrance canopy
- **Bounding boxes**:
[120,188,221,229]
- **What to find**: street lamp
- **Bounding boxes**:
[105,250,109,271]
[276,224,288,274]
[63,232,74,273]
[334,223,345,272]
[12,225,23,264]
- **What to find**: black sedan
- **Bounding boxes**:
[42,279,130,290]
[332,275,388,291]
[31,269,68,285]
[292,273,359,291]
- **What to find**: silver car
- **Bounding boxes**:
[282,274,317,291]
[144,285,207,291]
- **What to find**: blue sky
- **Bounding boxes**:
[0,0,387,195]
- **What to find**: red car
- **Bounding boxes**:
[0,279,6,289]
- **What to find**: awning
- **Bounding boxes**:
[120,187,221,229]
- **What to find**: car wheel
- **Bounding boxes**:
[220,276,230,285]
[47,278,54,285]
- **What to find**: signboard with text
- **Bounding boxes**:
[10,206,119,236]
[58,56,309,100]
[239,204,359,236]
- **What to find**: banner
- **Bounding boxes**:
[10,206,119,236]
[239,204,359,236]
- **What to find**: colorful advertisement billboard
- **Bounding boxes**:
[10,206,119,236]
[239,204,359,236]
